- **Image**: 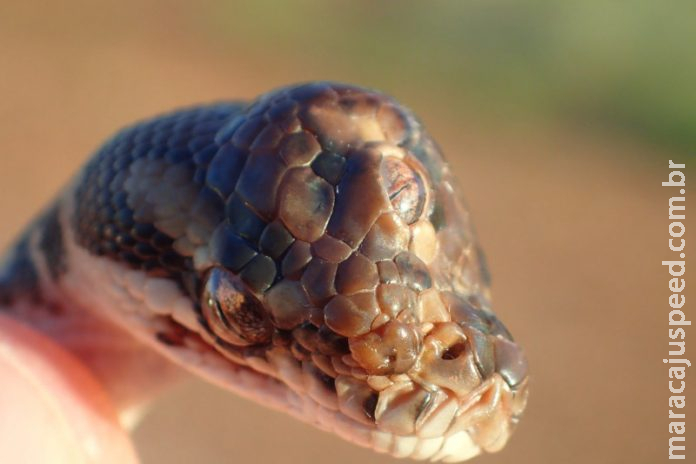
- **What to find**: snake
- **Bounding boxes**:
[0,82,528,462]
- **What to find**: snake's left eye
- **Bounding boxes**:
[201,268,273,346]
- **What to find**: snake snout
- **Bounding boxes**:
[332,286,529,456]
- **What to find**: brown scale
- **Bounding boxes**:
[278,167,334,242]
[324,292,380,337]
[334,253,379,295]
[360,212,410,261]
[376,283,417,319]
[301,258,338,306]
[348,320,421,375]
[311,234,352,263]
[326,147,392,248]
[264,279,313,330]
[279,130,322,166]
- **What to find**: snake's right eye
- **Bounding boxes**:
[381,156,428,225]
[201,267,273,346]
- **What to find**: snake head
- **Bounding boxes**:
[71,82,528,461]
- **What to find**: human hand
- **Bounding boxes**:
[0,314,138,464]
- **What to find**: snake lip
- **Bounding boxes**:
[153,295,526,462]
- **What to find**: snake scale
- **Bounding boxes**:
[0,82,528,462]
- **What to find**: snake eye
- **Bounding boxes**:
[201,267,273,346]
[381,157,427,225]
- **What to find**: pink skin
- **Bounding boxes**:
[0,314,138,463]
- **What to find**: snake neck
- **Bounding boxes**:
[0,197,184,418]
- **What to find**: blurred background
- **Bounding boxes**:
[0,1,693,463]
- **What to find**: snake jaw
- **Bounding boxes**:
[47,81,531,461]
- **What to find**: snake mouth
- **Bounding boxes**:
[183,271,529,462]
[183,316,529,462]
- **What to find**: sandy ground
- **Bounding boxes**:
[0,2,692,463]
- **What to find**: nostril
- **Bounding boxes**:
[441,342,467,360]
[414,322,482,397]
[362,392,378,421]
